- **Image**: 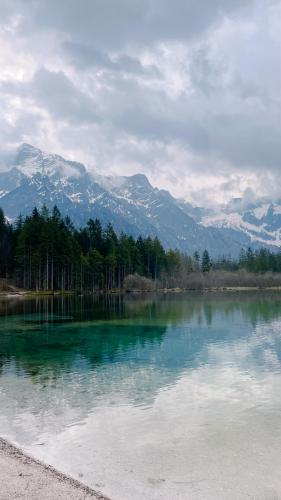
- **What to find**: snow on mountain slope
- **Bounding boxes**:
[14,143,86,179]
[252,204,271,220]
[0,143,279,256]
[201,202,281,248]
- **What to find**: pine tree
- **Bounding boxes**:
[201,250,211,273]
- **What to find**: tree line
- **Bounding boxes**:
[1,206,281,292]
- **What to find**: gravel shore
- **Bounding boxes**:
[0,438,109,500]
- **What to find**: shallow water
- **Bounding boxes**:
[1,292,281,499]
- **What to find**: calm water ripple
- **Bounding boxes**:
[1,292,281,499]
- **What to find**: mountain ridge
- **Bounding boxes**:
[0,143,279,256]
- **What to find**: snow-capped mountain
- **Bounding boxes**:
[202,202,281,249]
[0,143,278,256]
[13,142,87,178]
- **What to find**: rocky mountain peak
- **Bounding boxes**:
[14,143,86,179]
[1,143,281,257]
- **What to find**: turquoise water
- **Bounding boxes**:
[1,292,281,499]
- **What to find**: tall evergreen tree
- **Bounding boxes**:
[2,205,281,292]
[201,250,211,273]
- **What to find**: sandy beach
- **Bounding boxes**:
[0,438,109,500]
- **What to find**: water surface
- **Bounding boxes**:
[1,292,281,499]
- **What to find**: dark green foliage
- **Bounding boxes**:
[201,250,211,273]
[0,206,176,291]
[1,205,281,291]
[0,207,13,277]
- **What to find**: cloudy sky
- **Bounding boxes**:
[0,0,280,207]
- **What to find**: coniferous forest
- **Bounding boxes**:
[1,205,281,292]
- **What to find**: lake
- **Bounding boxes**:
[1,292,281,499]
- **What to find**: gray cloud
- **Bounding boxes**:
[31,68,100,124]
[4,0,250,49]
[61,41,161,77]
[0,68,100,125]
[61,42,117,71]
[0,0,280,205]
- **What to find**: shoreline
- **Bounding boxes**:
[0,437,109,500]
[1,285,281,299]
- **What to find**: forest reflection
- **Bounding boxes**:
[1,291,281,383]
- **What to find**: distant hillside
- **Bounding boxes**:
[0,143,278,257]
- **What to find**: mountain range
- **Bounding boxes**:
[0,143,280,257]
